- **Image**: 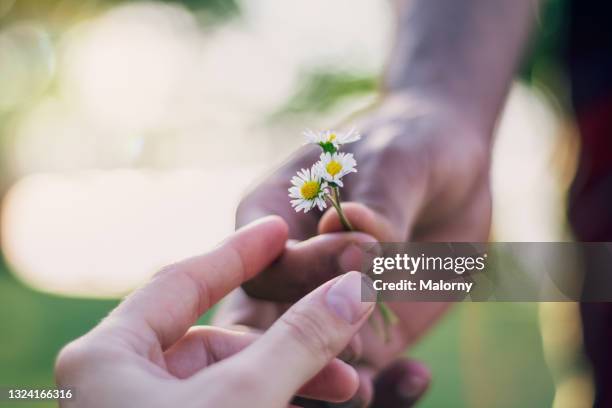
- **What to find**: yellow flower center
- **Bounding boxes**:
[326,160,343,176]
[300,181,320,200]
[327,133,336,141]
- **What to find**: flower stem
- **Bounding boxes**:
[378,302,398,342]
[331,186,354,231]
[327,185,397,343]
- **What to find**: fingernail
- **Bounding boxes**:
[326,272,374,324]
[396,373,429,401]
[339,244,365,272]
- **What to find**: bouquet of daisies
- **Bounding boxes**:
[289,128,397,340]
[289,129,359,229]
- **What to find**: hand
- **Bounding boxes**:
[313,93,492,373]
[220,93,492,406]
[54,216,376,408]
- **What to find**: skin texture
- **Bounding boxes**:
[54,217,377,408]
[216,1,539,406]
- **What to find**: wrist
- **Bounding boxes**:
[376,90,493,146]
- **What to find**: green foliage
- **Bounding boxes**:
[136,0,240,18]
[0,0,240,26]
[0,271,117,408]
[273,69,378,118]
[520,0,568,81]
[519,0,570,109]
[411,304,555,408]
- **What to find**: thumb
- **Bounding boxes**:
[236,271,376,405]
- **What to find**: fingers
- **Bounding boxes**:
[297,359,365,403]
[242,232,378,302]
[352,367,376,407]
[106,216,288,350]
[311,359,431,408]
[164,327,259,378]
[207,272,375,406]
[166,326,365,402]
[370,359,431,407]
[249,271,374,401]
[212,287,290,330]
[319,202,396,242]
[289,366,375,408]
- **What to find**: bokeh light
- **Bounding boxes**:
[2,168,263,297]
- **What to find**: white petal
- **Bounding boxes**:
[340,128,361,144]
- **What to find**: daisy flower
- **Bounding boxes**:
[288,166,328,213]
[303,128,361,152]
[317,152,357,187]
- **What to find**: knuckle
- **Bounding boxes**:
[280,305,338,361]
[153,262,181,279]
[153,262,211,317]
[55,340,89,381]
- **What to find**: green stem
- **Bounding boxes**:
[327,184,397,343]
[331,186,353,231]
[378,302,398,342]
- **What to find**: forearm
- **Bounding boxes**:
[386,0,539,133]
